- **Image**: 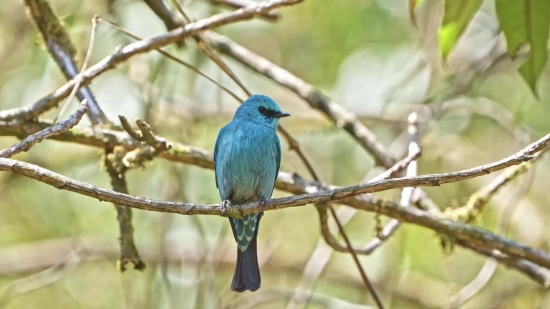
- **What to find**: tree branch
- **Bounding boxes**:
[2,121,549,219]
[0,102,87,158]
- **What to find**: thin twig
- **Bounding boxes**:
[119,116,143,141]
[0,101,87,158]
[444,158,542,224]
[0,0,303,122]
[312,113,420,308]
[117,116,170,167]
[448,259,498,308]
[320,113,420,254]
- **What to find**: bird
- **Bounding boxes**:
[214,94,290,292]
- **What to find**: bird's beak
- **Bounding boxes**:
[273,112,290,118]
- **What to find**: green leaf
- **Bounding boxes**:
[438,0,484,60]
[496,0,550,98]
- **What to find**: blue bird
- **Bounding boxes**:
[214,94,290,292]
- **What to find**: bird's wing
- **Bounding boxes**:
[271,135,282,196]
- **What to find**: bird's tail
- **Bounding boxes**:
[229,214,262,292]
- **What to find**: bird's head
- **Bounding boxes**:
[234,94,290,128]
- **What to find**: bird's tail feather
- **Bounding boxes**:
[229,214,262,292]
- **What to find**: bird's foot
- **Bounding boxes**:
[221,199,232,215]
[259,197,268,212]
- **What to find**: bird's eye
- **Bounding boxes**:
[258,106,267,115]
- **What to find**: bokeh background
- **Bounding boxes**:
[1,0,550,308]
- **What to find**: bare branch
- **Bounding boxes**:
[0,0,303,122]
[1,122,549,218]
[0,121,215,168]
[0,102,87,158]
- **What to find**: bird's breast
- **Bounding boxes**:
[217,125,278,203]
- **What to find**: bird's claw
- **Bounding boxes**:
[259,197,267,211]
[221,199,232,215]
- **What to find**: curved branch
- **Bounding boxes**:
[2,141,550,270]
[2,122,549,217]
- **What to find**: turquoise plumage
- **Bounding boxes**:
[214,94,289,292]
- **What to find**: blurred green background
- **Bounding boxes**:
[1,0,550,308]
